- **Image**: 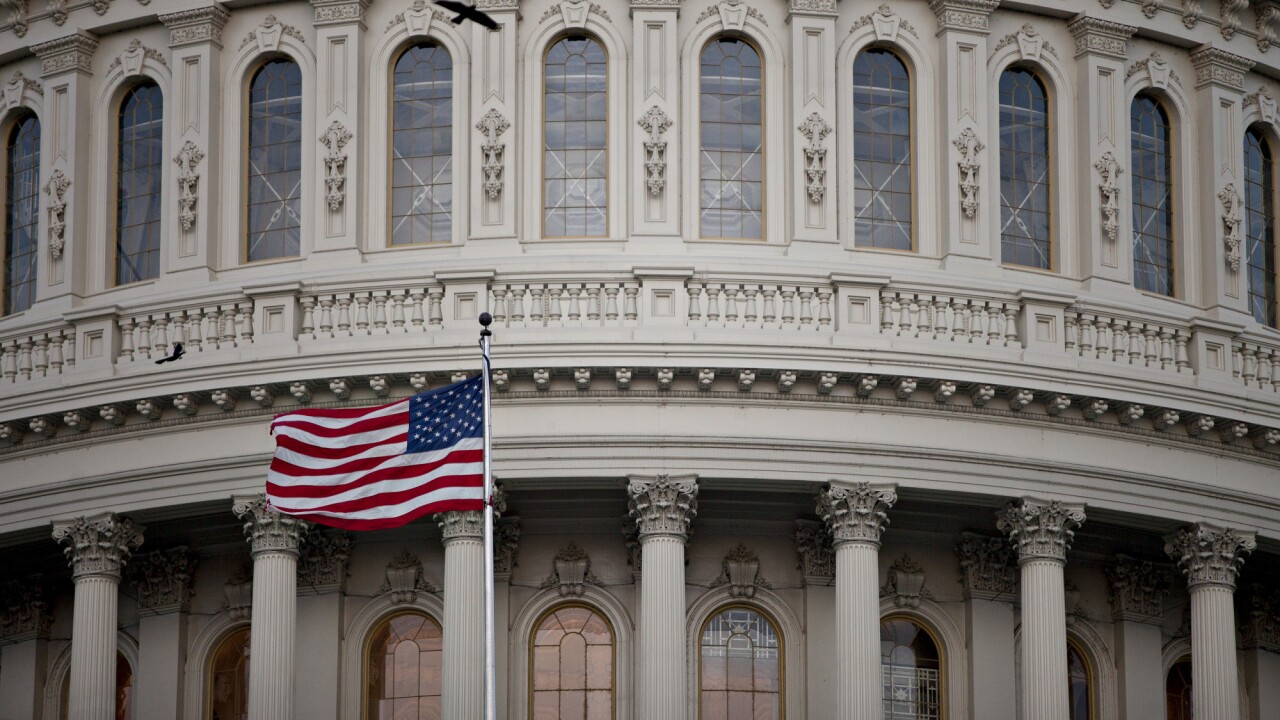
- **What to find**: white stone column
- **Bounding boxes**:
[233,495,309,720]
[0,574,53,720]
[997,498,1085,720]
[294,531,351,720]
[1106,556,1169,720]
[52,513,145,720]
[955,533,1018,720]
[628,474,699,720]
[1239,585,1280,720]
[128,547,198,720]
[818,481,897,720]
[1165,523,1257,720]
[437,509,486,720]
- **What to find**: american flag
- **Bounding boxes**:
[266,376,486,530]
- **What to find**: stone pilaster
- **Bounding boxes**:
[0,574,53,720]
[295,530,351,720]
[631,0,680,237]
[1106,556,1169,720]
[1166,523,1257,720]
[997,498,1085,720]
[233,495,308,720]
[818,481,896,720]
[471,0,518,238]
[628,474,698,720]
[52,513,144,720]
[787,0,837,246]
[1239,585,1280,720]
[955,533,1017,720]
[437,508,486,720]
[128,547,197,720]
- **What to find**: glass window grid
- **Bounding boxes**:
[699,38,764,241]
[1130,94,1174,296]
[246,59,303,263]
[1246,128,1277,327]
[999,67,1052,270]
[391,43,454,247]
[115,82,164,286]
[3,113,39,316]
[853,48,913,251]
[208,628,250,720]
[543,36,608,238]
[698,606,782,720]
[366,612,443,720]
[530,605,615,720]
[880,617,943,720]
[1067,640,1093,720]
[1165,659,1192,720]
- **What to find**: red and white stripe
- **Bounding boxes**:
[266,399,485,530]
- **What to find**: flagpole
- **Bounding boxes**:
[479,312,497,720]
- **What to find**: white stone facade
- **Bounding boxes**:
[0,0,1279,719]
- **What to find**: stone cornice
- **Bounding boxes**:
[817,481,897,546]
[928,0,1000,35]
[1067,15,1137,60]
[311,0,370,28]
[1189,45,1255,91]
[1165,522,1256,589]
[51,512,144,581]
[31,30,99,77]
[232,494,309,558]
[159,5,230,49]
[627,474,698,540]
[997,498,1086,563]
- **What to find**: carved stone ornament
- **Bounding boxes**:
[627,474,698,540]
[991,23,1057,62]
[108,39,169,76]
[1221,0,1249,41]
[320,120,353,211]
[794,519,834,585]
[695,0,767,31]
[437,485,503,541]
[494,517,520,578]
[1,72,42,112]
[31,32,99,76]
[297,531,352,593]
[539,0,610,27]
[49,0,66,25]
[540,543,602,596]
[312,0,368,26]
[7,0,29,38]
[798,112,831,203]
[1245,87,1280,127]
[953,128,985,219]
[788,0,836,16]
[709,544,769,598]
[1219,183,1244,272]
[241,14,307,52]
[1164,522,1257,590]
[128,546,198,613]
[881,554,933,608]
[928,0,1000,34]
[1126,52,1177,89]
[850,4,917,41]
[380,550,438,603]
[44,170,70,260]
[386,0,447,34]
[816,481,897,546]
[1066,16,1135,61]
[638,105,672,196]
[0,574,52,642]
[1189,46,1254,91]
[996,498,1086,563]
[1239,585,1280,651]
[955,532,1016,600]
[1094,151,1122,243]
[1183,0,1203,29]
[1260,3,1280,53]
[174,141,204,231]
[476,108,511,200]
[1140,0,1159,19]
[158,7,230,49]
[1106,555,1168,623]
[232,494,310,558]
[52,513,145,581]
[622,524,641,574]
[223,565,253,620]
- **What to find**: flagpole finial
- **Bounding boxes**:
[479,312,492,337]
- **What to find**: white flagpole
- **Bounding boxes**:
[479,312,497,720]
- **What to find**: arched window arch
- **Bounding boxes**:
[698,605,782,720]
[3,111,39,316]
[208,626,250,720]
[391,41,453,246]
[1067,638,1094,720]
[543,34,607,238]
[1245,125,1277,327]
[699,37,763,241]
[245,58,302,263]
[59,650,134,720]
[1165,657,1191,720]
[365,611,443,719]
[998,66,1052,270]
[881,615,943,720]
[1131,93,1174,296]
[853,46,912,251]
[531,603,615,720]
[114,81,164,285]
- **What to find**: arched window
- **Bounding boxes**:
[115,81,164,285]
[3,112,39,316]
[999,67,1052,269]
[531,604,615,720]
[700,38,763,240]
[698,606,781,720]
[246,59,302,262]
[391,42,453,246]
[208,627,250,720]
[853,47,912,250]
[60,651,134,720]
[1165,657,1191,720]
[1131,94,1174,296]
[1067,639,1093,720]
[366,611,443,719]
[543,35,607,238]
[1246,126,1277,327]
[881,616,942,720]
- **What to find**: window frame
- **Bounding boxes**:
[540,32,610,241]
[849,43,916,254]
[996,63,1057,273]
[205,625,251,720]
[696,33,767,243]
[363,609,445,720]
[1066,636,1095,720]
[1245,123,1280,329]
[695,602,786,720]
[527,601,618,720]
[2,109,40,317]
[386,39,456,249]
[241,54,305,266]
[1129,91,1178,299]
[880,612,947,720]
[111,80,165,288]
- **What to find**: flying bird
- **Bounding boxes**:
[434,0,500,30]
[155,342,186,364]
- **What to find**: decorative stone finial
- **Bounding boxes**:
[128,546,198,614]
[52,513,145,580]
[955,532,1016,600]
[232,494,309,558]
[627,474,699,540]
[996,498,1086,563]
[816,481,897,546]
[1164,522,1256,589]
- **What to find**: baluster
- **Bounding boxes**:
[491,287,508,326]
[17,339,32,380]
[950,299,967,341]
[966,302,982,343]
[1231,344,1243,379]
[896,293,912,336]
[1128,326,1144,365]
[206,310,224,350]
[1174,330,1190,373]
[336,296,354,336]
[915,294,932,338]
[587,286,601,322]
[565,286,581,323]
[184,309,203,352]
[548,287,564,325]
[744,287,759,325]
[354,293,372,334]
[512,287,528,326]
[985,303,1001,345]
[1270,351,1280,392]
[799,288,815,328]
[1003,303,1019,347]
[1,341,15,382]
[389,291,407,332]
[370,291,388,334]
[879,291,895,333]
[299,297,316,340]
[119,318,136,360]
[1093,318,1111,359]
[624,286,639,321]
[1064,313,1078,352]
[1078,315,1094,356]
[64,332,75,369]
[817,288,832,329]
[428,289,444,327]
[934,298,951,340]
[687,282,703,323]
[152,315,171,357]
[238,302,254,343]
[171,311,190,351]
[49,331,65,373]
[604,286,619,322]
[723,286,739,324]
[781,289,796,328]
[409,290,426,330]
[704,284,720,323]
[1255,348,1273,388]
[32,337,48,377]
[762,287,777,326]
[136,317,154,359]
[1242,346,1258,384]
[1159,330,1174,371]
[314,298,332,338]
[529,287,545,325]
[1111,320,1128,362]
[1143,328,1158,367]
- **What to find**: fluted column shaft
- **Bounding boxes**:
[438,511,486,720]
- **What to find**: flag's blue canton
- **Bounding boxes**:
[407,376,485,454]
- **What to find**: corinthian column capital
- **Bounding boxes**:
[51,513,145,581]
[1164,522,1256,590]
[436,511,485,541]
[817,481,897,546]
[232,494,309,558]
[996,498,1085,563]
[627,474,698,540]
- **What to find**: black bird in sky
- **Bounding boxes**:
[155,342,185,365]
[435,0,500,30]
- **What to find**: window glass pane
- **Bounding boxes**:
[853,49,912,250]
[1067,642,1091,720]
[880,618,941,720]
[1165,659,1192,720]
[392,43,453,246]
[700,608,781,720]
[116,82,164,285]
[531,606,615,720]
[246,60,303,262]
[1130,95,1174,296]
[366,612,443,720]
[544,36,608,238]
[209,627,250,720]
[700,38,763,240]
[4,113,39,315]
[999,68,1052,269]
[1246,128,1278,327]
